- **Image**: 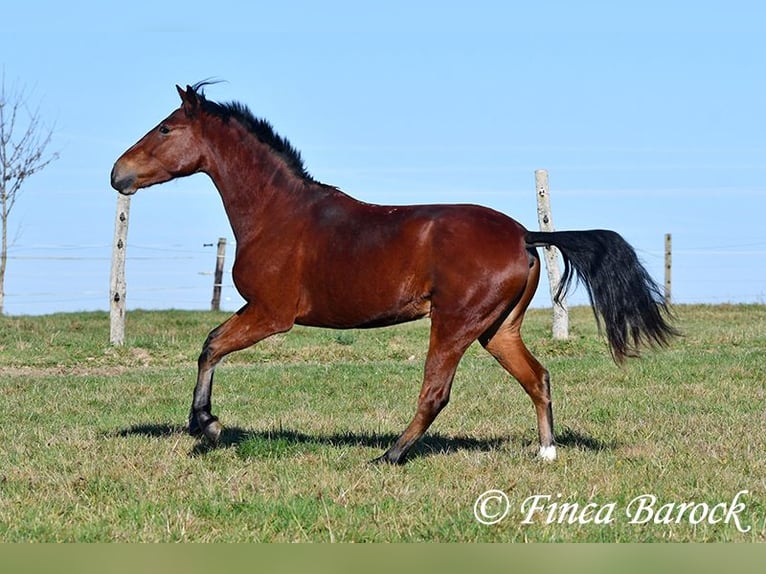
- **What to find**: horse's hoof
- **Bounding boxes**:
[203,419,223,445]
[370,451,405,465]
[188,419,202,437]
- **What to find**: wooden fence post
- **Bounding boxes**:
[664,233,672,304]
[211,237,227,311]
[535,169,569,340]
[109,193,131,346]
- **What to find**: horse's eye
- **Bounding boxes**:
[159,124,170,135]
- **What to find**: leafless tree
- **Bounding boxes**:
[0,73,59,314]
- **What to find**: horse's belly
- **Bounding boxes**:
[295,286,432,329]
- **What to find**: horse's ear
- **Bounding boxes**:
[177,84,199,117]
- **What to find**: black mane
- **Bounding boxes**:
[191,82,316,183]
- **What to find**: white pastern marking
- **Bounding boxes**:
[538,445,557,461]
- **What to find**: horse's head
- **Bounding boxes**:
[111,85,206,195]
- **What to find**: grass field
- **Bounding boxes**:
[0,304,763,542]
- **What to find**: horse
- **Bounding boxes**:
[111,83,677,464]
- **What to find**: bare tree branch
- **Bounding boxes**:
[0,72,59,313]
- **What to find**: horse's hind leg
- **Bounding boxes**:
[479,253,555,460]
[374,316,473,465]
[481,321,556,461]
[190,304,292,444]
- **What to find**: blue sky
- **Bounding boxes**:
[2,0,764,315]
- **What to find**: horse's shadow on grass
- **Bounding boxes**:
[114,422,615,462]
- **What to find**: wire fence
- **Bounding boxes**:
[4,242,242,315]
[3,238,765,316]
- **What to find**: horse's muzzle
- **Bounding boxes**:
[110,163,137,195]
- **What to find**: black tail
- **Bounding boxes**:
[526,229,679,362]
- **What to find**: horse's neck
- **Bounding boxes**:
[203,126,307,243]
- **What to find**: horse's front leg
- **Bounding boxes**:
[188,304,292,444]
[187,337,223,443]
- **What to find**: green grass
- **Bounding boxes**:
[0,305,764,542]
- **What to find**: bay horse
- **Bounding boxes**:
[111,83,676,464]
